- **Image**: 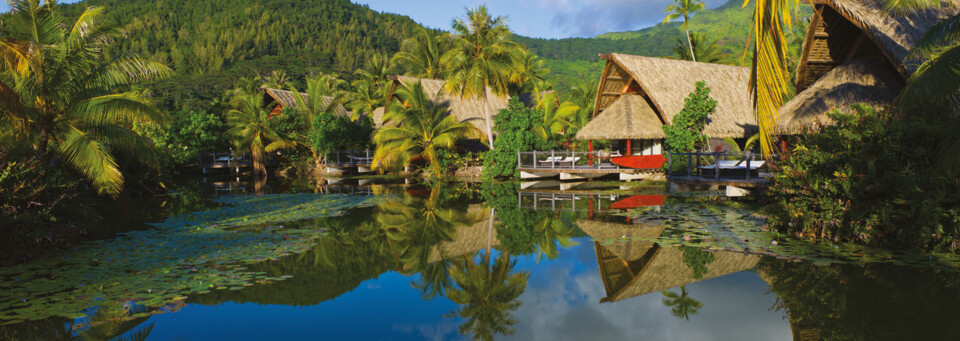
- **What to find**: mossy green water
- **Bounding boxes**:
[0,193,379,324]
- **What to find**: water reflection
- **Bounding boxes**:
[4,180,960,340]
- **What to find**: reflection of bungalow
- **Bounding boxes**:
[778,0,959,133]
[262,87,350,117]
[577,218,759,303]
[428,205,500,263]
[576,54,757,170]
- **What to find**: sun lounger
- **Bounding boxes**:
[556,157,581,167]
[538,156,563,167]
[698,160,766,170]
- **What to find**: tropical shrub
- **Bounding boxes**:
[482,99,552,179]
[662,81,716,153]
[137,110,227,166]
[307,114,375,162]
[764,105,960,251]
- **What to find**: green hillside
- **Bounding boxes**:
[34,0,797,106]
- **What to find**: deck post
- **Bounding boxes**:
[715,151,721,179]
[589,140,594,166]
[626,139,632,156]
[745,151,752,180]
[695,151,701,176]
[337,151,341,165]
[533,150,538,169]
[687,153,692,177]
[517,151,521,169]
[551,150,556,169]
[667,152,672,177]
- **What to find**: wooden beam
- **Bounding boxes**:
[601,92,622,96]
[807,58,839,64]
[599,53,612,60]
[605,76,624,81]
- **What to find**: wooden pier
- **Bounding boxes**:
[666,151,775,194]
[517,151,660,181]
[200,153,252,174]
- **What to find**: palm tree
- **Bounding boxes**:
[569,79,598,131]
[289,77,348,166]
[744,0,796,157]
[444,5,520,150]
[508,50,551,96]
[372,83,482,175]
[661,286,703,321]
[533,92,579,140]
[351,54,391,120]
[663,0,706,62]
[392,27,449,79]
[447,252,529,341]
[671,32,733,64]
[224,94,289,177]
[2,0,172,196]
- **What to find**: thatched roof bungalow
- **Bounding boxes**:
[779,0,960,133]
[577,218,759,303]
[262,87,350,117]
[574,54,755,169]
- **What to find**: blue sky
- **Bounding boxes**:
[353,0,730,38]
[5,0,729,39]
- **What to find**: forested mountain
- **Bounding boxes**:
[10,0,790,108]
[45,0,425,109]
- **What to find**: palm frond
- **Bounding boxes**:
[57,124,123,196]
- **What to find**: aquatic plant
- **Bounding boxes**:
[0,193,378,324]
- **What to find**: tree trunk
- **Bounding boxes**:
[686,28,697,63]
[482,93,495,150]
[486,208,495,261]
[251,143,266,178]
[37,125,50,161]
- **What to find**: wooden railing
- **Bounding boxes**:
[667,151,774,180]
[325,150,374,167]
[517,150,623,170]
[200,152,250,168]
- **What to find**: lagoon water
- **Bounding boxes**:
[1,178,959,340]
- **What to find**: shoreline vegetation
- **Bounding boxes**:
[1,0,960,266]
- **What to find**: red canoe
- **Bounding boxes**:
[610,155,667,169]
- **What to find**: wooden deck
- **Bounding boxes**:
[518,165,643,174]
[667,175,770,188]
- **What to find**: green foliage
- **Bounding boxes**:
[764,105,960,251]
[1,0,172,196]
[671,32,734,64]
[482,99,553,179]
[679,246,716,279]
[307,113,374,158]
[137,111,227,166]
[662,81,716,153]
[373,83,481,175]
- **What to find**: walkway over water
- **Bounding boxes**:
[200,153,251,174]
[667,151,774,189]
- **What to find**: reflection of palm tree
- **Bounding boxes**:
[531,215,579,262]
[448,252,529,341]
[661,286,703,321]
[375,187,487,298]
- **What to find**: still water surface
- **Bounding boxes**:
[1,178,959,340]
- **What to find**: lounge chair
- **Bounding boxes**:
[556,157,581,168]
[538,156,563,168]
[698,160,766,178]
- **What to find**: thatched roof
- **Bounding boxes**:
[779,61,902,133]
[593,53,757,139]
[597,245,759,303]
[795,0,959,91]
[427,205,498,263]
[576,94,666,140]
[262,88,350,117]
[577,218,666,261]
[386,76,509,134]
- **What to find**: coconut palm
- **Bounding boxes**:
[569,79,598,131]
[744,0,796,157]
[447,252,529,341]
[224,93,289,177]
[288,77,348,166]
[508,50,551,96]
[2,0,172,196]
[372,82,482,175]
[661,286,703,321]
[671,32,734,64]
[533,92,580,140]
[663,0,706,62]
[392,27,449,79]
[443,5,520,150]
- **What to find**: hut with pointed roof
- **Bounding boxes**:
[576,53,757,170]
[578,218,759,303]
[262,87,350,117]
[778,0,960,133]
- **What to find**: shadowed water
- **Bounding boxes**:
[1,178,959,340]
